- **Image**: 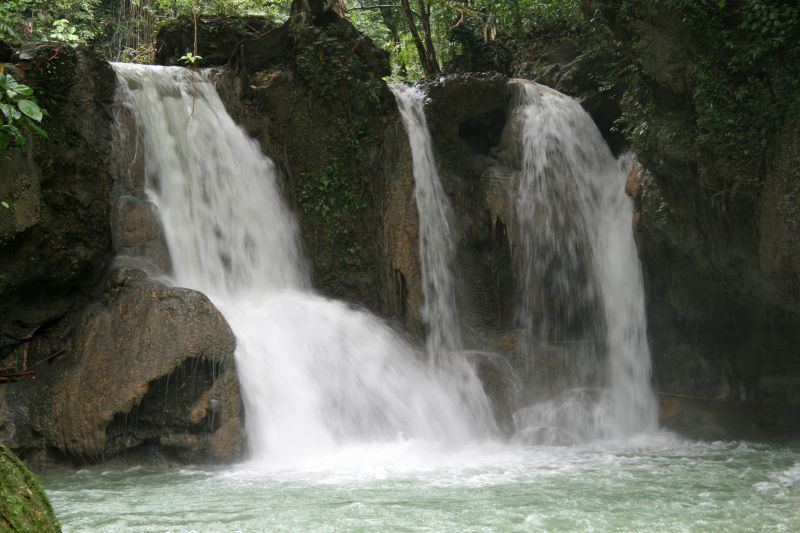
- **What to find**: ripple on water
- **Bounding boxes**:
[42,439,800,533]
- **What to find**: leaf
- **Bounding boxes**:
[12,85,34,97]
[17,99,43,122]
[1,201,9,209]
[9,124,24,146]
[26,120,48,138]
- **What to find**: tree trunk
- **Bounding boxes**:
[400,0,436,76]
[511,0,524,37]
[417,0,440,74]
[580,0,593,21]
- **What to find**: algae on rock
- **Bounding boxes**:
[0,444,60,532]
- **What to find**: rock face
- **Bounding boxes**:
[423,75,517,344]
[596,1,800,439]
[0,444,60,532]
[9,275,242,463]
[1,43,244,464]
[205,11,393,311]
[0,43,115,357]
[155,15,276,67]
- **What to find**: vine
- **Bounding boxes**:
[0,70,46,151]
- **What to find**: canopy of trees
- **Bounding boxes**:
[0,0,583,77]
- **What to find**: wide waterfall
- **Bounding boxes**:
[112,63,490,461]
[391,84,496,436]
[510,81,657,442]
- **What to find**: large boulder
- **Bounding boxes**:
[0,444,60,532]
[5,272,243,463]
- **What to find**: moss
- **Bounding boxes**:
[598,0,800,209]
[0,445,60,532]
[278,22,388,289]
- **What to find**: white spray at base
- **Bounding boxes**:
[510,81,657,443]
[112,63,491,462]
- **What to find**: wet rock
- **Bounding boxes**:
[759,95,800,305]
[214,24,394,312]
[659,395,800,442]
[110,196,171,274]
[466,351,519,436]
[0,43,116,356]
[377,117,424,328]
[8,278,243,464]
[0,444,60,532]
[155,15,276,67]
[423,75,517,338]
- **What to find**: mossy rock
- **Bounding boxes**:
[0,445,60,532]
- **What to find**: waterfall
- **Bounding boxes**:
[391,83,497,436]
[389,85,464,361]
[112,63,490,461]
[510,81,657,442]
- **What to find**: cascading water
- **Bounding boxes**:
[112,63,490,462]
[510,81,657,442]
[390,83,497,436]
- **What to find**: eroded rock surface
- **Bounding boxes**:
[0,43,116,356]
[1,43,244,464]
[7,276,242,463]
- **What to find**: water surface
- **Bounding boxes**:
[45,437,800,532]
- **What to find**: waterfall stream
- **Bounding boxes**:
[391,84,497,436]
[112,62,655,459]
[510,81,657,442]
[112,64,489,462]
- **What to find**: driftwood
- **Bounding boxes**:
[0,346,66,384]
[0,370,35,383]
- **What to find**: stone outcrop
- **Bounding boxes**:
[155,15,276,67]
[6,274,242,463]
[1,43,245,464]
[0,444,60,532]
[594,1,800,439]
[204,11,393,312]
[0,43,116,357]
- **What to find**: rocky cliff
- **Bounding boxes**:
[2,2,798,461]
[596,1,800,439]
[1,43,243,465]
[441,2,800,439]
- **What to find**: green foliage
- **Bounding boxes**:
[294,24,383,108]
[0,72,46,151]
[338,0,583,79]
[291,21,384,275]
[0,445,60,532]
[298,160,368,275]
[0,0,100,44]
[598,0,800,206]
[179,51,203,66]
[154,0,291,18]
[0,0,582,75]
[49,18,81,43]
